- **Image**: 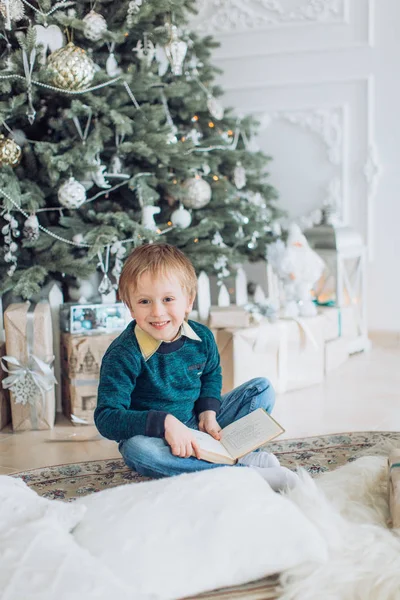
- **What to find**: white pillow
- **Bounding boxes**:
[0,475,85,535]
[74,467,328,600]
[0,516,151,600]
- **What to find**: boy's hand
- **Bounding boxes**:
[164,414,201,459]
[198,410,222,440]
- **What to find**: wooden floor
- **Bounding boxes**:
[0,331,399,474]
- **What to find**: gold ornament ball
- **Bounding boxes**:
[0,135,22,167]
[47,42,95,91]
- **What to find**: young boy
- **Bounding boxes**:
[95,243,298,491]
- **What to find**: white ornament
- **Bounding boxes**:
[197,271,211,322]
[58,177,87,209]
[170,205,192,229]
[207,95,224,120]
[33,24,64,64]
[165,25,187,76]
[182,176,212,209]
[89,156,111,189]
[155,44,169,77]
[133,38,155,68]
[217,283,230,307]
[23,214,40,241]
[106,52,122,76]
[186,128,202,145]
[110,154,124,174]
[141,205,161,231]
[212,231,227,248]
[254,284,266,305]
[83,11,107,42]
[0,0,24,29]
[235,267,248,306]
[72,233,84,245]
[234,162,246,190]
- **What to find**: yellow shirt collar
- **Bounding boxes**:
[135,320,202,361]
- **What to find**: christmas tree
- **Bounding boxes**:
[0,0,281,301]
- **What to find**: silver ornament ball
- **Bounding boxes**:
[182,176,212,209]
[58,177,87,209]
[83,10,107,42]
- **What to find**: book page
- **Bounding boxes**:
[220,408,284,460]
[191,429,233,461]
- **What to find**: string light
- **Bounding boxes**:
[227,130,233,136]
[194,238,199,243]
[212,175,219,181]
[191,115,199,122]
[167,221,172,226]
[208,121,214,128]
[172,179,177,184]
[181,136,186,142]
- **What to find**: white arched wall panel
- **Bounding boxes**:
[192,0,373,57]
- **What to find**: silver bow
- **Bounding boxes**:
[1,354,57,428]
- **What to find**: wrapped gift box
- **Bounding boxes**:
[318,306,341,341]
[4,303,56,431]
[217,315,325,395]
[325,337,349,373]
[0,342,11,431]
[208,306,252,329]
[61,332,119,380]
[61,332,119,422]
[61,377,98,424]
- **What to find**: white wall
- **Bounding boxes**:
[191,0,399,332]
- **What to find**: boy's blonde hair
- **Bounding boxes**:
[118,243,197,309]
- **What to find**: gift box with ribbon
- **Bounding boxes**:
[0,343,11,431]
[216,314,325,395]
[2,303,56,431]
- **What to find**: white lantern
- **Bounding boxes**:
[304,210,369,353]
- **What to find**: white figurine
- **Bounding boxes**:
[141,205,161,231]
[267,223,325,318]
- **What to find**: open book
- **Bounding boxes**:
[191,408,284,465]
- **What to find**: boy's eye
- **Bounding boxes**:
[164,297,174,302]
[138,299,149,304]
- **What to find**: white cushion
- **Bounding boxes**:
[74,467,328,600]
[0,475,85,535]
[0,517,143,600]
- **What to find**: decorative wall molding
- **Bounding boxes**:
[194,0,346,34]
[259,106,345,220]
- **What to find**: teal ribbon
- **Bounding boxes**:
[390,462,400,470]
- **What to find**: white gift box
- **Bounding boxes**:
[217,315,325,395]
[325,337,349,373]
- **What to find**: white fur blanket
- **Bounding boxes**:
[281,455,400,600]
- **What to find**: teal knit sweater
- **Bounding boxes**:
[94,320,222,441]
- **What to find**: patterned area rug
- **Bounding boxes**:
[12,431,400,600]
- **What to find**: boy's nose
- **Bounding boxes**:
[151,301,164,317]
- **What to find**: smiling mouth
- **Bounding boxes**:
[150,321,170,328]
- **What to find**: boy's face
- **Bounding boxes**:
[129,271,194,341]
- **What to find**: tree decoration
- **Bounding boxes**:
[207,95,224,121]
[141,205,161,231]
[106,43,122,76]
[0,0,24,29]
[33,24,64,64]
[83,10,108,41]
[164,25,187,76]
[133,35,155,68]
[23,214,40,241]
[212,231,227,247]
[170,205,191,229]
[2,212,19,276]
[58,177,87,209]
[234,161,246,190]
[0,134,22,166]
[47,42,95,90]
[127,0,143,27]
[182,176,212,209]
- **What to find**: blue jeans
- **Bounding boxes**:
[119,377,275,479]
